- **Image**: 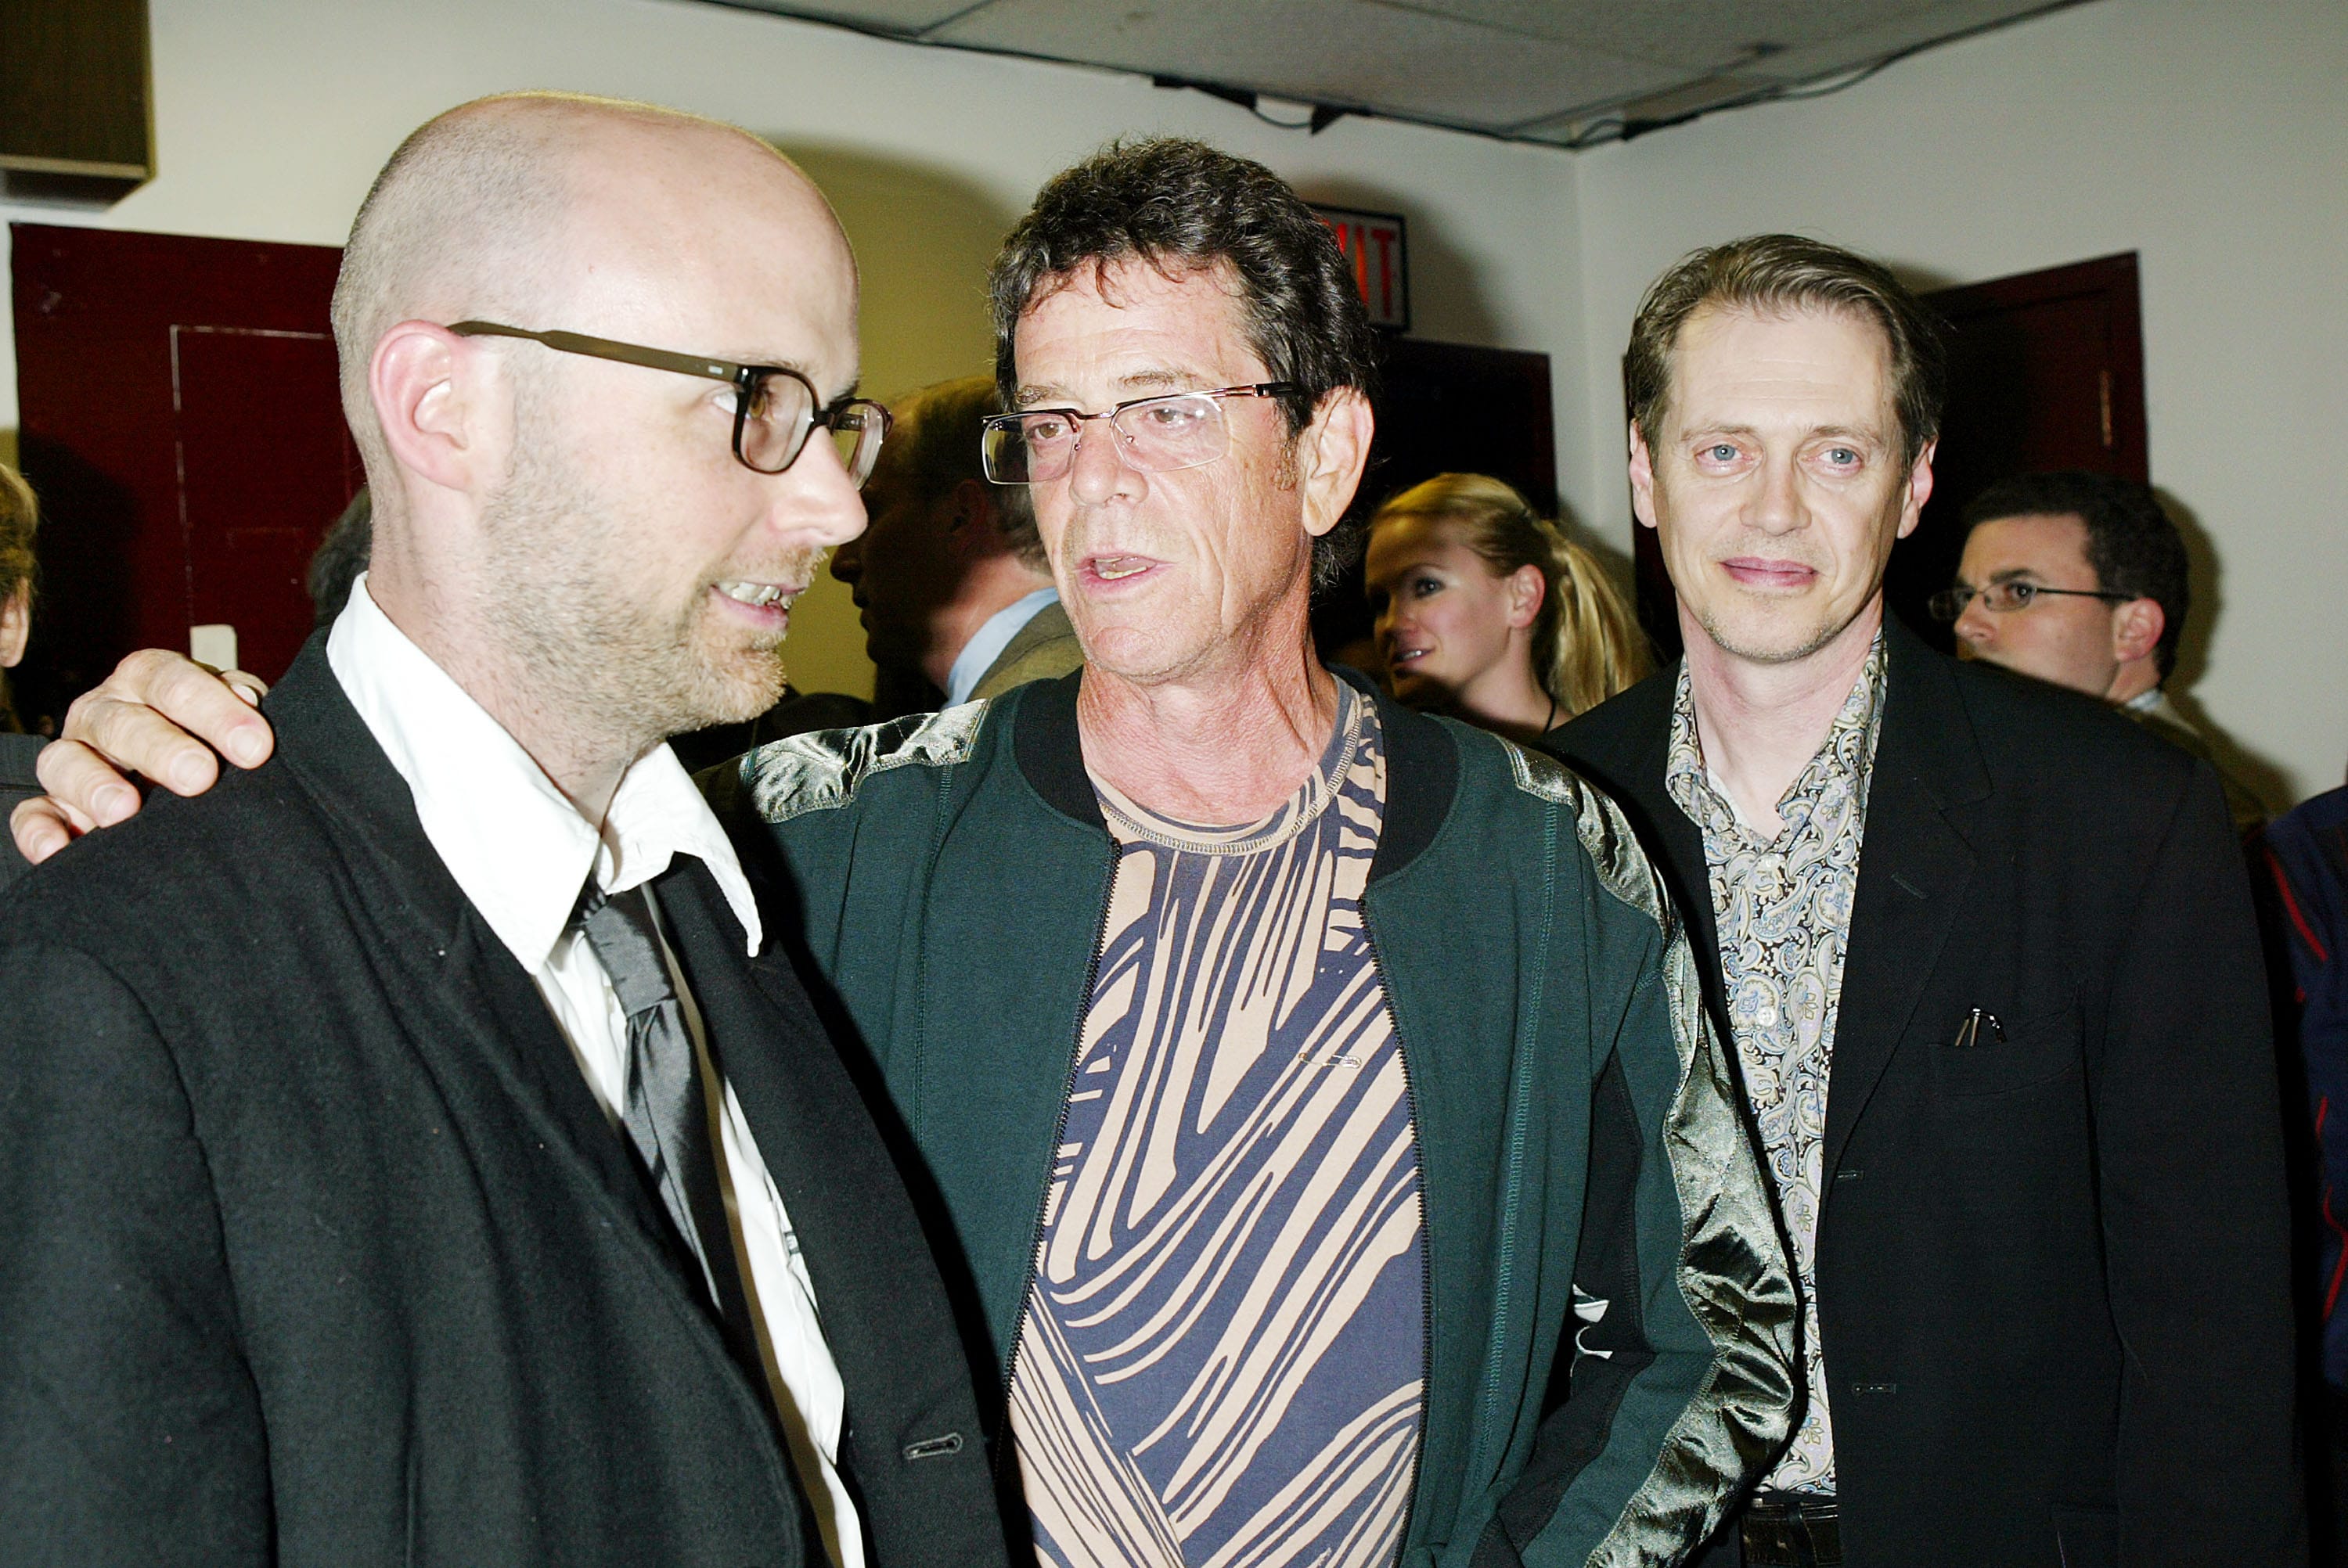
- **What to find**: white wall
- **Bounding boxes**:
[1568,0,2348,807]
[0,0,1583,699]
[9,0,2336,800]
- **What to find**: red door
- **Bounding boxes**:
[10,223,356,723]
[1896,253,2148,649]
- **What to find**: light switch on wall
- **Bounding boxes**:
[190,624,239,672]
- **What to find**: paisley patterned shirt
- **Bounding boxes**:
[1010,682,1426,1568]
[1664,634,1886,1496]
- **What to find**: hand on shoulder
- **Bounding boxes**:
[11,649,272,864]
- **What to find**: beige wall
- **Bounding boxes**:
[7,0,2337,800]
[1567,0,2348,807]
[0,0,1580,700]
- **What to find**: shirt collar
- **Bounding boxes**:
[326,574,764,969]
[945,587,1059,707]
[1666,630,1889,842]
[2122,685,2167,715]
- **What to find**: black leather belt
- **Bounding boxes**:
[1740,1491,1842,1567]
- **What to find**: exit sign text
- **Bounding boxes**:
[1312,206,1409,331]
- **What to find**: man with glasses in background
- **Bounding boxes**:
[0,93,1007,1566]
[1938,469,2264,833]
[22,136,1799,1567]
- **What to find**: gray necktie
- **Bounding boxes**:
[574,881,837,1562]
[572,880,758,1350]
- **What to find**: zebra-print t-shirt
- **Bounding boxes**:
[1010,683,1428,1568]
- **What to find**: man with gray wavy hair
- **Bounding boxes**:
[20,136,1796,1566]
[731,137,1796,1566]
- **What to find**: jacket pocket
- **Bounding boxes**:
[2052,1503,2116,1568]
[1930,1004,2079,1098]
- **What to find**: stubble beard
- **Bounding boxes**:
[1694,599,1849,668]
[474,426,811,756]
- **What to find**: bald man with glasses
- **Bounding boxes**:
[0,95,1005,1568]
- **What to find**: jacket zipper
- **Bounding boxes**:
[996,837,1123,1500]
[1362,899,1435,1567]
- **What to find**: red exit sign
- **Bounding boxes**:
[1313,206,1409,331]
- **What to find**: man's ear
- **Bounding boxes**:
[1296,387,1374,540]
[1628,424,1660,531]
[2112,595,2165,665]
[1895,437,1938,540]
[0,586,29,668]
[1505,562,1547,631]
[370,322,494,497]
[943,478,1001,562]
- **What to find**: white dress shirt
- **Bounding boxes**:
[328,577,861,1567]
[944,586,1060,707]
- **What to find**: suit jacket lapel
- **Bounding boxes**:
[1564,670,1727,1028]
[1640,716,1725,1017]
[265,637,744,1318]
[654,857,1006,1568]
[430,910,682,1242]
[1822,623,1989,1179]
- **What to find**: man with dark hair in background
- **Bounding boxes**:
[1549,234,2299,1566]
[1939,468,2263,833]
[831,373,1079,713]
[20,135,1800,1568]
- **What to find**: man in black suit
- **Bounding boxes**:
[0,94,1005,1566]
[1544,235,2299,1566]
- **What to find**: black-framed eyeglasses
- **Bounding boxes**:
[980,383,1301,485]
[1928,581,2134,621]
[448,322,891,485]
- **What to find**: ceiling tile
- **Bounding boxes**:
[1711,0,2080,82]
[1370,0,2062,77]
[725,0,2089,143]
[716,0,992,34]
[931,0,1684,131]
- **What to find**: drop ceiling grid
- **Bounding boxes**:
[710,0,2091,145]
[932,0,1683,130]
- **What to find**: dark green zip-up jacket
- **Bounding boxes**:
[721,671,1795,1566]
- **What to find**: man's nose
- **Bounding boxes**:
[1748,452,1803,534]
[770,437,868,552]
[1953,594,1994,646]
[1067,419,1143,506]
[830,534,861,584]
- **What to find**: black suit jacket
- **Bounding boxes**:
[0,730,44,892]
[1547,619,2300,1567]
[0,641,1007,1567]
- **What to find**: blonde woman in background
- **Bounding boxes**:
[1365,473,1650,743]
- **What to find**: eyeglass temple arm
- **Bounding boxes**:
[447,322,746,386]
